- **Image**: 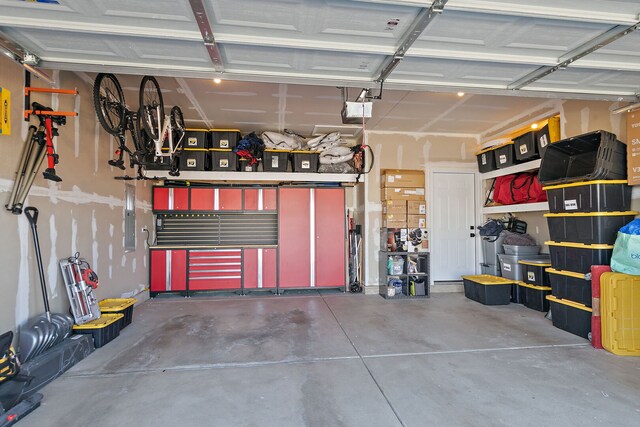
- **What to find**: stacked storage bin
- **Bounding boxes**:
[181,129,210,171]
[210,129,242,171]
[537,130,633,339]
[542,180,636,339]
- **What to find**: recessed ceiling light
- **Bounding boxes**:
[457,92,465,97]
[213,77,222,84]
[531,123,539,129]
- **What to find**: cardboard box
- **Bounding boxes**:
[0,87,10,136]
[407,200,426,215]
[627,111,640,185]
[407,214,427,228]
[382,200,407,215]
[383,218,407,229]
[381,187,425,201]
[382,169,424,188]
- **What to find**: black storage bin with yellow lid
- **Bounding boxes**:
[476,145,497,173]
[72,313,123,348]
[238,158,258,172]
[543,180,632,213]
[210,129,241,149]
[546,241,614,274]
[545,211,637,245]
[262,149,290,172]
[547,268,592,307]
[513,131,538,162]
[546,295,592,339]
[538,130,627,186]
[183,128,209,149]
[99,298,136,329]
[493,141,518,169]
[462,275,514,305]
[291,150,319,173]
[518,260,551,287]
[210,148,238,171]
[517,281,552,312]
[180,148,209,171]
[535,116,561,157]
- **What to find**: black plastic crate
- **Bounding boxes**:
[547,268,592,307]
[462,275,512,305]
[238,158,258,172]
[211,129,241,149]
[72,314,123,348]
[183,129,209,149]
[546,241,613,274]
[543,180,632,213]
[519,260,551,287]
[536,116,560,157]
[143,151,171,171]
[291,151,319,173]
[180,148,209,171]
[98,298,136,329]
[547,296,592,339]
[262,149,290,172]
[518,282,552,312]
[210,149,238,171]
[538,130,627,186]
[545,212,637,245]
[494,141,518,169]
[476,146,497,173]
[514,131,539,161]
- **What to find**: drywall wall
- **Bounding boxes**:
[0,57,153,335]
[363,131,478,292]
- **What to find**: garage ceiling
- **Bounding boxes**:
[1,0,639,136]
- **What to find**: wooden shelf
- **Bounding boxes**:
[480,159,542,180]
[144,170,360,183]
[482,201,549,214]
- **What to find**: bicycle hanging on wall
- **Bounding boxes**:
[93,73,185,179]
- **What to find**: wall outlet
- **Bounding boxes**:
[141,227,148,233]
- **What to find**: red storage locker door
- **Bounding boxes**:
[244,188,278,211]
[278,188,311,288]
[190,188,215,210]
[218,188,242,210]
[153,187,189,211]
[243,248,277,289]
[314,188,346,287]
[150,250,187,291]
[153,187,169,211]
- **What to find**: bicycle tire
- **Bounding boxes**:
[139,76,164,141]
[170,106,185,134]
[93,73,125,135]
[136,108,155,154]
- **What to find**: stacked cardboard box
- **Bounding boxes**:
[381,170,427,251]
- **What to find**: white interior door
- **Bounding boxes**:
[431,172,477,281]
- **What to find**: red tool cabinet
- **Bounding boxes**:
[149,185,345,296]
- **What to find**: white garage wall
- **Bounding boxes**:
[0,56,153,334]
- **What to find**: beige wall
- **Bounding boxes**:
[0,57,153,334]
[363,131,478,290]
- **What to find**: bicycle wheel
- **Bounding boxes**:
[170,106,185,134]
[139,75,164,141]
[93,73,125,135]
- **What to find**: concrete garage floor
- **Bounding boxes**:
[22,293,640,427]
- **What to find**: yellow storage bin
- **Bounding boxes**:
[601,272,640,356]
[73,314,124,348]
[99,298,137,329]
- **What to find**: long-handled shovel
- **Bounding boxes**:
[24,207,51,322]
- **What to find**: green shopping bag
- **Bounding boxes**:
[610,218,640,275]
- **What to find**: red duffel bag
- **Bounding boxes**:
[493,172,547,205]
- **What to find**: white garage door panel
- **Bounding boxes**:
[207,0,419,51]
[2,28,210,67]
[0,0,197,36]
[527,68,640,94]
[391,57,540,87]
[412,10,612,63]
[221,44,385,79]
